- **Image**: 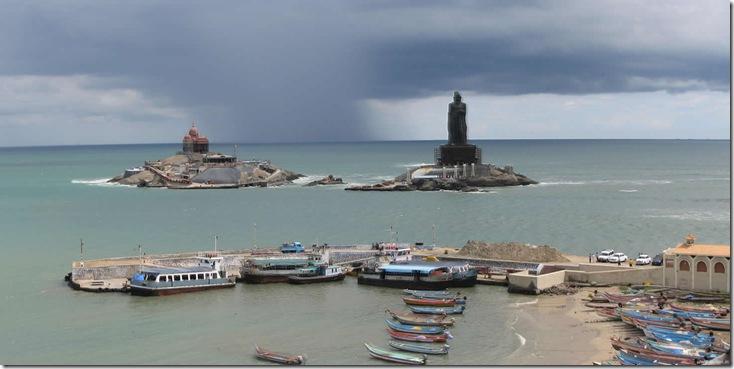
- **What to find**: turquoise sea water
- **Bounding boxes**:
[0,139,729,364]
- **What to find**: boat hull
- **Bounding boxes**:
[358,274,477,290]
[287,273,345,284]
[130,281,235,296]
[238,274,293,284]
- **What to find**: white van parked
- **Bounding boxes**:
[597,249,615,262]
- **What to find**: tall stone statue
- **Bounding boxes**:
[447,91,467,145]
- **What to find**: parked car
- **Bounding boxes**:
[597,249,615,262]
[651,254,663,266]
[635,254,652,265]
[608,252,628,263]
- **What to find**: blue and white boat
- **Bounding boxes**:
[358,261,477,289]
[129,256,235,296]
[408,305,465,315]
[385,319,446,335]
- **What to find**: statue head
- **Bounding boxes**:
[453,91,462,103]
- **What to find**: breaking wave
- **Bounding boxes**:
[644,211,729,222]
[70,178,125,187]
[513,298,538,307]
[619,189,639,193]
[538,179,672,187]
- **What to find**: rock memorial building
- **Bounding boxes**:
[182,122,209,154]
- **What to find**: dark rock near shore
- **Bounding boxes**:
[345,163,537,192]
[304,174,344,187]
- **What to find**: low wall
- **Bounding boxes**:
[507,269,567,294]
[438,255,540,272]
[578,263,630,272]
[565,267,663,285]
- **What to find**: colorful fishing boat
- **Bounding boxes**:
[403,296,464,307]
[609,337,697,365]
[643,327,715,348]
[657,309,719,320]
[617,309,680,324]
[385,309,455,326]
[615,349,681,366]
[595,308,620,320]
[386,328,450,343]
[254,345,306,365]
[385,319,446,335]
[408,305,465,315]
[677,294,726,303]
[636,337,719,360]
[689,316,731,331]
[388,340,449,355]
[627,317,688,330]
[364,342,427,365]
[404,289,460,299]
[670,303,729,315]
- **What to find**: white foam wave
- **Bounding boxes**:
[513,298,538,307]
[291,175,326,185]
[644,211,729,222]
[395,162,434,168]
[538,179,672,187]
[71,178,127,187]
[619,189,639,193]
[515,332,527,346]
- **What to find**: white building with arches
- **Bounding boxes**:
[662,235,730,293]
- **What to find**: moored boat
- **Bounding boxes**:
[385,319,446,335]
[386,328,450,343]
[403,289,460,299]
[358,261,477,290]
[254,345,306,365]
[408,305,465,315]
[402,296,464,307]
[388,340,449,355]
[129,256,235,296]
[609,337,697,365]
[636,337,719,360]
[364,342,426,365]
[288,265,346,284]
[385,309,455,326]
[239,253,324,283]
[281,241,305,253]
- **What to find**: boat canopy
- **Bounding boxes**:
[140,265,216,275]
[378,264,449,275]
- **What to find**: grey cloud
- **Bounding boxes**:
[0,0,727,143]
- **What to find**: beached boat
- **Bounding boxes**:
[403,289,460,299]
[617,309,680,324]
[609,337,697,365]
[627,317,688,330]
[670,303,728,315]
[615,349,681,366]
[129,256,235,296]
[385,309,455,326]
[254,345,306,365]
[657,309,719,320]
[689,316,731,331]
[643,326,715,348]
[636,337,719,360]
[388,340,449,355]
[239,254,324,283]
[385,319,446,335]
[402,296,464,307]
[358,261,477,290]
[364,342,426,365]
[288,265,345,284]
[408,305,465,315]
[386,328,450,343]
[595,308,621,320]
[677,294,726,303]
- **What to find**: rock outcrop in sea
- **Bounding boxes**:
[345,163,537,192]
[108,152,303,188]
[303,174,344,187]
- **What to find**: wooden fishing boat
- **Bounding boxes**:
[385,319,445,335]
[388,340,449,355]
[677,294,726,303]
[408,305,465,315]
[628,317,688,330]
[636,337,719,360]
[657,309,719,320]
[385,309,455,326]
[585,302,620,309]
[404,289,460,299]
[609,337,697,365]
[364,342,427,365]
[689,316,731,331]
[643,327,714,349]
[670,303,729,315]
[617,309,680,324]
[615,349,683,366]
[254,345,306,365]
[595,308,620,320]
[403,296,464,307]
[386,328,449,343]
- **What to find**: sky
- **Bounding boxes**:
[0,0,729,146]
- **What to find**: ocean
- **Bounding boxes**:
[0,139,729,364]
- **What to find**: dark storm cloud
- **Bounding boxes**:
[0,0,727,143]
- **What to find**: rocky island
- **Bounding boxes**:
[108,123,303,189]
[347,91,537,192]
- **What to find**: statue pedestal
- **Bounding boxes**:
[436,144,481,166]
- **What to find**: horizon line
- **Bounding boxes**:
[0,137,730,149]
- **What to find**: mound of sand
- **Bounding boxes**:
[457,240,571,263]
